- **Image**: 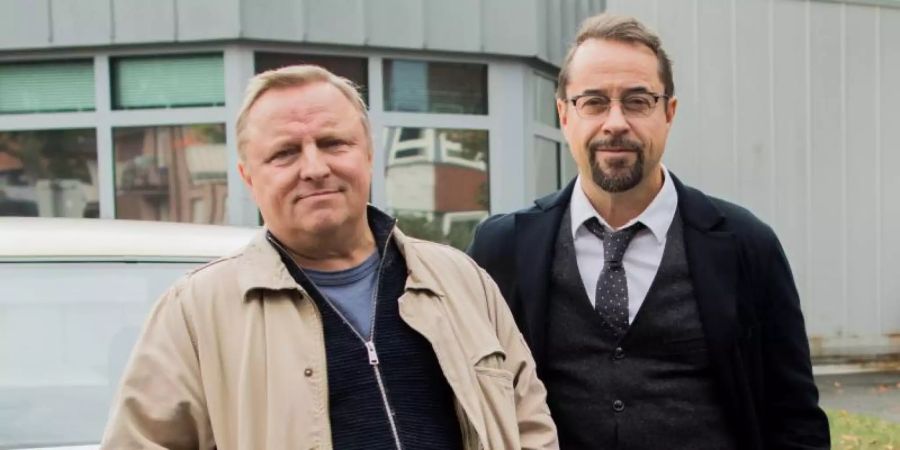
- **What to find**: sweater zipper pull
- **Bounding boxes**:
[365,341,379,366]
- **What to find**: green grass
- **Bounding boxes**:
[828,409,900,450]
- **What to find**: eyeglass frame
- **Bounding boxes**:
[565,90,671,119]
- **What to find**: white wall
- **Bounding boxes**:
[607,0,900,355]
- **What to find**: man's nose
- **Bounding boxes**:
[298,145,330,180]
[600,102,630,136]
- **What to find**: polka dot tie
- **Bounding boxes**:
[584,217,644,334]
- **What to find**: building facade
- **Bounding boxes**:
[1,0,898,359]
[0,0,602,249]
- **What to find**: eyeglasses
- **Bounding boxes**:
[568,92,669,118]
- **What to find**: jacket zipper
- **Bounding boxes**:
[268,229,402,450]
[359,227,403,450]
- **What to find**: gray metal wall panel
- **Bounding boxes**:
[577,0,594,20]
[112,0,176,43]
[547,0,565,64]
[50,0,111,46]
[0,0,604,65]
[771,0,810,319]
[657,0,700,185]
[483,0,539,56]
[610,0,658,29]
[734,0,773,223]
[424,0,481,51]
[844,4,880,337]
[808,2,844,337]
[306,0,365,45]
[176,0,241,40]
[880,6,900,334]
[367,0,424,49]
[0,0,50,49]
[560,0,579,59]
[695,0,735,200]
[535,0,550,61]
[240,0,304,41]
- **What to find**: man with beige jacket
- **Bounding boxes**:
[101,65,557,450]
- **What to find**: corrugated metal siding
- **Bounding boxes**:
[51,0,111,46]
[607,0,900,351]
[112,0,177,44]
[0,0,605,65]
[0,0,50,50]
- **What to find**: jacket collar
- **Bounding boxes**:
[534,177,577,212]
[391,228,447,298]
[670,173,725,232]
[236,206,445,299]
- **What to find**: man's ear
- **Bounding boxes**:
[557,98,569,128]
[665,96,678,124]
[238,160,253,189]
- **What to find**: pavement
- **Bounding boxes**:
[815,369,900,422]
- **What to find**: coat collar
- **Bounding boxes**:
[236,206,446,300]
[669,173,725,232]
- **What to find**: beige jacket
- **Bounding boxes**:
[101,228,558,450]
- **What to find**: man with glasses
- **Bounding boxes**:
[468,13,829,450]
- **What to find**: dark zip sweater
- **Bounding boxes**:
[272,208,462,450]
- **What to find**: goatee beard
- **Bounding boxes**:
[587,137,645,193]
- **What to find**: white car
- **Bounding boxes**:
[0,218,257,450]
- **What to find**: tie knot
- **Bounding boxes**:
[584,217,644,263]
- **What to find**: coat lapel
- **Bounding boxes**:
[514,180,576,369]
[673,175,747,428]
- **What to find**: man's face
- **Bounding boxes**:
[238,82,372,241]
[557,38,676,193]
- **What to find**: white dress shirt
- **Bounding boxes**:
[570,166,679,324]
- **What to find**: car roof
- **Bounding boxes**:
[0,217,259,262]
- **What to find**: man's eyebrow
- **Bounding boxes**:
[578,88,608,96]
[622,86,654,95]
[576,86,655,97]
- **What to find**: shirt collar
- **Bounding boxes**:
[569,165,678,244]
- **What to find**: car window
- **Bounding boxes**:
[0,261,201,449]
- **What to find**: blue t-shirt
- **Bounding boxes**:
[304,251,380,338]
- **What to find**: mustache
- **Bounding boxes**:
[588,136,643,152]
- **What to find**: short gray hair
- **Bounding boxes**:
[557,14,674,99]
[236,65,369,158]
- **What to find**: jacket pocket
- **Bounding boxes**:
[473,351,520,450]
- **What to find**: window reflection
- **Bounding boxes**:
[0,129,98,218]
[535,73,559,127]
[534,136,560,198]
[111,54,225,110]
[0,60,95,114]
[384,127,489,250]
[114,124,227,224]
[383,60,488,115]
[255,53,369,103]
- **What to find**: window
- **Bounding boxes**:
[113,124,227,224]
[534,136,560,198]
[534,72,559,127]
[383,60,488,114]
[0,129,98,217]
[111,54,225,109]
[255,53,369,103]
[384,127,489,250]
[560,143,577,184]
[0,60,95,114]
